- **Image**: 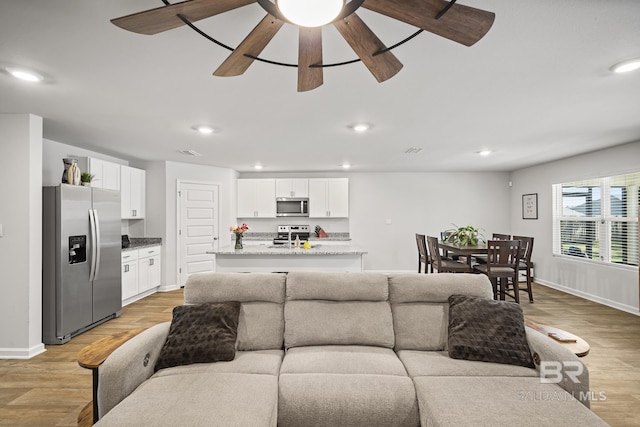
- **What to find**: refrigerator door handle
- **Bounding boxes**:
[93,209,101,280]
[89,209,97,282]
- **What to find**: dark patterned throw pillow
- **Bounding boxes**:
[447,295,534,368]
[154,302,241,372]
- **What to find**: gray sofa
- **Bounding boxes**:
[95,271,608,426]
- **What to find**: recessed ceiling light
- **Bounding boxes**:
[179,149,202,156]
[341,163,351,169]
[6,67,43,82]
[610,58,640,74]
[194,125,216,134]
[478,149,493,157]
[254,164,263,170]
[350,123,371,133]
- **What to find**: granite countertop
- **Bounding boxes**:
[122,237,162,252]
[210,244,367,256]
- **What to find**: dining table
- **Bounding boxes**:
[438,240,488,270]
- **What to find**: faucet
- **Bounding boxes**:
[288,228,292,247]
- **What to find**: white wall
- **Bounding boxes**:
[510,141,640,313]
[142,161,237,290]
[349,172,512,271]
[0,114,44,358]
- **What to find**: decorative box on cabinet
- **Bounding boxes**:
[309,178,349,218]
[237,179,276,218]
[121,166,145,219]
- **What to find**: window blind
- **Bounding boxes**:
[552,172,639,267]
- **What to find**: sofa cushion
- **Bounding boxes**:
[184,272,286,303]
[184,272,285,351]
[154,350,284,377]
[281,346,408,376]
[397,350,538,378]
[278,374,419,427]
[154,302,240,372]
[96,373,279,427]
[448,295,535,368]
[286,271,389,301]
[392,303,448,351]
[388,273,493,351]
[412,376,608,427]
[236,302,284,351]
[284,300,394,349]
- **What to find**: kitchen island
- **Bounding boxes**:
[208,244,367,272]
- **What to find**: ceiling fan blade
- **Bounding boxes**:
[111,0,256,35]
[362,0,495,47]
[213,14,284,77]
[333,13,403,83]
[298,27,323,92]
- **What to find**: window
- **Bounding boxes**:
[552,172,639,267]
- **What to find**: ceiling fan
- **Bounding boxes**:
[111,0,495,92]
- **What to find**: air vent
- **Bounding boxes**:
[179,149,202,156]
[404,147,423,154]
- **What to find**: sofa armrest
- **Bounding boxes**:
[525,326,591,408]
[97,322,171,418]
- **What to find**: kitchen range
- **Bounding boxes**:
[273,225,310,246]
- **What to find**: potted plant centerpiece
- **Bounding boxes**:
[445,224,484,246]
[80,172,94,187]
[230,223,249,249]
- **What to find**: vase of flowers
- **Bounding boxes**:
[230,223,249,249]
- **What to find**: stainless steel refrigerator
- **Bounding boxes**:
[42,185,122,344]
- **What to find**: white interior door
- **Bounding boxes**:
[178,182,219,287]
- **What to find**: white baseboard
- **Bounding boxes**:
[535,279,639,316]
[158,283,180,292]
[0,343,46,359]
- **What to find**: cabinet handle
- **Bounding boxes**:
[124,264,129,273]
[123,255,130,259]
[149,259,154,266]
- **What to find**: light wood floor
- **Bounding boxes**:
[0,283,638,426]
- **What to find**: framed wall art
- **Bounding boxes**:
[522,193,538,220]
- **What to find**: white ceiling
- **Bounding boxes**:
[1,0,639,173]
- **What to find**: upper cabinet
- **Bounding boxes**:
[237,179,276,218]
[275,179,309,198]
[121,165,145,219]
[88,158,120,190]
[309,178,349,218]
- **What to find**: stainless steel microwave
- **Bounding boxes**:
[276,198,309,217]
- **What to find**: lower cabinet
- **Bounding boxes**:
[121,246,162,303]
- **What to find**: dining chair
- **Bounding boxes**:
[427,236,473,274]
[474,240,521,302]
[439,231,457,260]
[415,233,431,274]
[473,233,511,265]
[513,235,534,302]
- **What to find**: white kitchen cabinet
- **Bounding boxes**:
[309,178,349,218]
[121,250,139,300]
[138,246,161,293]
[121,165,145,219]
[88,158,120,190]
[237,179,276,218]
[275,179,309,198]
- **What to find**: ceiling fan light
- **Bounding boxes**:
[6,67,43,82]
[610,58,640,74]
[277,0,344,27]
